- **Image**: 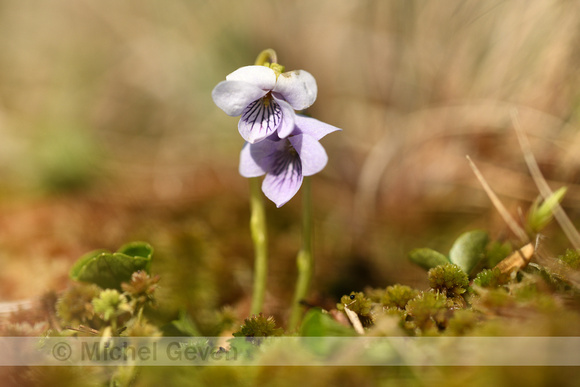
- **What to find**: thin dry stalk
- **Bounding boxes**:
[466,155,529,243]
[511,110,580,251]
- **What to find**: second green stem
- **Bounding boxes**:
[288,177,313,331]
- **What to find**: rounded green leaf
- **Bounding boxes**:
[408,248,450,271]
[449,230,489,275]
[69,242,153,290]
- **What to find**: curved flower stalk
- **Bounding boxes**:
[212,65,318,144]
[239,115,341,207]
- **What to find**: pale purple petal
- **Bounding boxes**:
[273,97,295,139]
[261,153,303,208]
[289,134,328,176]
[226,65,277,90]
[238,96,283,143]
[212,81,269,116]
[294,115,341,140]
[273,70,317,110]
[239,142,268,177]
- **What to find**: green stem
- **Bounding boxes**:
[288,177,314,331]
[249,177,268,315]
[254,48,278,66]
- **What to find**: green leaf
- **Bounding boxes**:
[169,310,201,337]
[70,242,153,290]
[527,187,567,233]
[408,248,450,271]
[299,309,355,357]
[449,230,489,275]
[300,308,355,337]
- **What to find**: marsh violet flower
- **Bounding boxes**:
[239,115,340,207]
[212,65,318,144]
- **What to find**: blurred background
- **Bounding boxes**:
[1,0,580,325]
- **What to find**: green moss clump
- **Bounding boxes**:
[558,249,580,270]
[381,285,419,309]
[405,291,449,334]
[337,291,374,327]
[124,318,163,337]
[232,314,283,338]
[446,309,480,336]
[364,287,385,303]
[121,271,160,310]
[471,287,514,315]
[473,268,511,288]
[428,264,469,297]
[92,289,132,323]
[56,283,103,328]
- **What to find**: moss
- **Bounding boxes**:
[473,268,511,288]
[232,313,283,338]
[364,287,386,303]
[380,284,420,309]
[471,287,514,315]
[92,289,132,323]
[337,291,374,327]
[428,263,469,297]
[55,283,103,328]
[124,318,163,337]
[121,271,160,310]
[558,249,580,270]
[405,291,449,333]
[446,309,481,336]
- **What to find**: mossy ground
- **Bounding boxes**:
[3,0,580,385]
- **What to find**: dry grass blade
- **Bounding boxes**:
[344,304,365,335]
[495,242,534,274]
[511,110,580,251]
[466,155,529,243]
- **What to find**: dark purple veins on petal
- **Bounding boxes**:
[269,143,302,189]
[241,95,282,136]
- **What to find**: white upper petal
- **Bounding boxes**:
[212,81,269,116]
[273,70,317,110]
[226,65,277,91]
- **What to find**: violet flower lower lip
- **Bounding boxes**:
[239,115,341,207]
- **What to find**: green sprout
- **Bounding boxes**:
[527,187,567,234]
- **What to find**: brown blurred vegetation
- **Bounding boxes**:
[1,0,580,322]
